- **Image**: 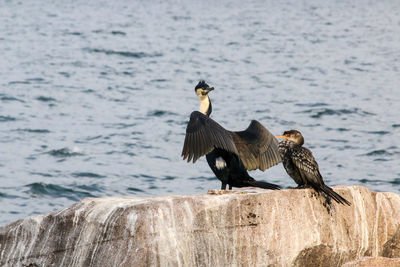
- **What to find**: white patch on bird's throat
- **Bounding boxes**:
[215,157,227,170]
[199,95,210,115]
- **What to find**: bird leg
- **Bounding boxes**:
[221,183,227,190]
[229,184,232,190]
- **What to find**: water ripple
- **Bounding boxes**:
[72,172,106,178]
[1,96,24,102]
[302,108,375,119]
[75,184,103,192]
[111,31,126,36]
[15,129,50,134]
[295,102,328,107]
[363,130,390,135]
[102,123,137,129]
[0,192,19,199]
[25,183,95,201]
[147,110,178,117]
[0,115,17,122]
[46,148,84,158]
[127,187,145,193]
[30,172,53,177]
[36,96,56,102]
[84,48,162,58]
[363,149,392,157]
[389,179,400,185]
[326,127,350,132]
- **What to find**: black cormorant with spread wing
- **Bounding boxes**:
[181,81,281,190]
[276,130,351,206]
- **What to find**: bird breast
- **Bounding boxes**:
[215,157,227,170]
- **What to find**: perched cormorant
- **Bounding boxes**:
[276,130,351,206]
[181,81,281,190]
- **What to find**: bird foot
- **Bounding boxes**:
[207,189,250,195]
[207,189,233,195]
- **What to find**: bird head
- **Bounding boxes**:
[276,129,304,146]
[195,80,214,98]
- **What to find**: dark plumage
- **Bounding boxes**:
[194,80,208,91]
[277,130,351,206]
[182,81,281,190]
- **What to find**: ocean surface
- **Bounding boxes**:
[1,0,399,226]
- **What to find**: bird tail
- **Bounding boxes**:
[245,180,281,190]
[319,185,351,206]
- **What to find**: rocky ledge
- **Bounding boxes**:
[1,186,400,266]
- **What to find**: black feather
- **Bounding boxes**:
[195,80,209,90]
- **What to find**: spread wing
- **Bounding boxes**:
[181,111,238,163]
[233,120,282,171]
[290,147,324,185]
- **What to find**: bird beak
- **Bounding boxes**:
[202,87,214,95]
[275,135,289,139]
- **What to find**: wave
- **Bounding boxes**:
[295,102,328,107]
[127,187,145,193]
[111,31,126,36]
[147,110,178,117]
[36,96,56,102]
[364,130,390,135]
[84,48,162,58]
[0,192,19,199]
[364,149,392,156]
[16,128,50,133]
[162,176,176,181]
[46,148,83,158]
[0,116,17,122]
[389,178,400,185]
[72,172,106,178]
[25,182,95,201]
[1,95,25,102]
[302,107,375,119]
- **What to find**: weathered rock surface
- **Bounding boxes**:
[342,256,400,267]
[1,186,400,267]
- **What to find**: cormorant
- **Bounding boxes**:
[181,81,281,190]
[276,129,351,206]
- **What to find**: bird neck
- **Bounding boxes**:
[291,139,304,147]
[285,136,304,147]
[281,139,300,149]
[199,95,212,117]
[298,136,304,146]
[293,136,304,146]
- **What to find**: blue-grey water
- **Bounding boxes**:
[1,0,400,226]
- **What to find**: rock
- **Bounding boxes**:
[342,256,400,267]
[0,186,400,267]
